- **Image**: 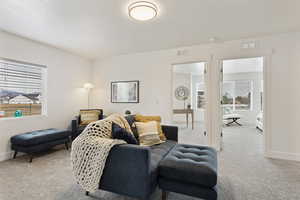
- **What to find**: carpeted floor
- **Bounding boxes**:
[0,124,300,200]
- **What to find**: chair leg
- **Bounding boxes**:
[65,142,69,150]
[13,151,18,159]
[162,191,168,200]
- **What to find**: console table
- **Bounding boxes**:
[173,109,194,129]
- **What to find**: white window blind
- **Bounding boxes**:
[0,58,46,118]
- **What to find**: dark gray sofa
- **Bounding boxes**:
[98,125,178,200]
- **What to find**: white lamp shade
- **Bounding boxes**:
[84,83,94,89]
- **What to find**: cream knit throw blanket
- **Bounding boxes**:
[71,114,132,192]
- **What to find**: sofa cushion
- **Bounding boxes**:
[150,140,177,171]
[149,141,177,189]
[159,144,218,188]
[150,140,177,163]
[11,129,70,146]
[112,123,138,145]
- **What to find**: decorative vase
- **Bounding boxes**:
[14,110,23,117]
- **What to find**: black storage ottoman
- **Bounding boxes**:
[11,128,71,162]
[158,144,218,200]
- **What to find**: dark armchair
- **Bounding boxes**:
[71,109,104,140]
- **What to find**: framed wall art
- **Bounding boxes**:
[111,80,139,103]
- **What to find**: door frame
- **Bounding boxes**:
[213,50,272,156]
[170,60,212,146]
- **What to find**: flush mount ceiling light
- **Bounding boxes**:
[128,1,158,21]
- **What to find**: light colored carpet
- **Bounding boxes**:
[0,124,300,200]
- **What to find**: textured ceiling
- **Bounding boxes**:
[1,0,300,59]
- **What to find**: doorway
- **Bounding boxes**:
[220,57,264,151]
[172,62,208,145]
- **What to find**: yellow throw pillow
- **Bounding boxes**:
[135,121,164,146]
[80,110,100,125]
[135,114,167,141]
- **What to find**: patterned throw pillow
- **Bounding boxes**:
[111,123,138,145]
[135,121,165,146]
[135,114,167,141]
[80,110,100,125]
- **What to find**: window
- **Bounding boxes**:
[222,81,234,112]
[222,80,252,112]
[260,80,263,111]
[196,83,205,109]
[0,58,46,118]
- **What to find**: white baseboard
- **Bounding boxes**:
[267,151,300,162]
[0,151,13,162]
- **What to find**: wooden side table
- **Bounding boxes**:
[173,109,194,129]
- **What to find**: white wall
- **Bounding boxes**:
[0,31,92,161]
[223,72,263,125]
[91,31,300,161]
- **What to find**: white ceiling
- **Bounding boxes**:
[1,0,300,60]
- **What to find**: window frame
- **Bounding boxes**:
[196,82,205,110]
[222,80,253,112]
[0,57,47,119]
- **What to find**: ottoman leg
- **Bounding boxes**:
[162,191,168,200]
[29,154,33,163]
[85,191,89,196]
[13,151,18,159]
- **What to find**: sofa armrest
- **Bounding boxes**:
[100,144,152,199]
[162,125,178,142]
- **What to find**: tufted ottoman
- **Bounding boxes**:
[158,144,218,200]
[11,128,71,162]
